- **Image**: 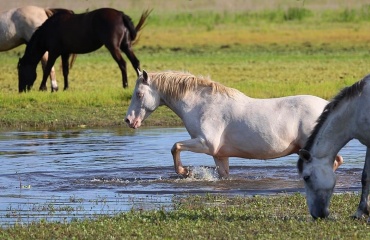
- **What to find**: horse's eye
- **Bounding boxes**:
[303,175,310,182]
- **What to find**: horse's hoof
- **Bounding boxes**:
[177,166,192,178]
[351,212,367,220]
[183,167,193,178]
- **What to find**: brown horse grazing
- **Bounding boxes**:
[17,8,150,92]
[0,6,74,92]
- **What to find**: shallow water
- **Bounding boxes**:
[0,127,366,226]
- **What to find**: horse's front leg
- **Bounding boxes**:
[353,148,370,220]
[171,138,209,177]
[41,51,58,92]
[61,54,70,90]
[39,54,57,91]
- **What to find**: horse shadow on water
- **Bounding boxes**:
[124,70,343,178]
[17,7,151,92]
[0,6,74,91]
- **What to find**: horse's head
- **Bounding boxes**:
[125,70,160,129]
[17,58,37,92]
[298,149,336,219]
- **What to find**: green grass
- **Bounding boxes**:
[1,42,369,129]
[1,1,370,237]
[144,5,370,26]
[1,193,370,239]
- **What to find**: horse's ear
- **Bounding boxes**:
[137,68,142,76]
[298,149,311,163]
[142,70,149,84]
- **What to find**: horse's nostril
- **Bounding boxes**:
[124,118,130,124]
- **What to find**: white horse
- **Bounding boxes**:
[298,74,370,220]
[125,70,343,179]
[0,6,73,91]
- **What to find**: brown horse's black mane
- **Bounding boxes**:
[297,74,368,173]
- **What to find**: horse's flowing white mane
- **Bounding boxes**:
[148,71,239,100]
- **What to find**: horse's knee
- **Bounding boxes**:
[171,143,180,155]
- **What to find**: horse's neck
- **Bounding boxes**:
[23,41,45,65]
[160,89,204,118]
[310,103,354,161]
[160,89,248,124]
[161,92,199,120]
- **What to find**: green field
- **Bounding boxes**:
[1,1,370,238]
[1,1,370,129]
[1,193,370,239]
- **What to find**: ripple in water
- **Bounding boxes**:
[0,127,365,226]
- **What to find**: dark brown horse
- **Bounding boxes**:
[17,8,150,92]
[1,6,75,92]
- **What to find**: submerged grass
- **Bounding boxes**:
[1,193,370,239]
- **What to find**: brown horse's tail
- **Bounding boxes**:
[122,9,152,45]
[133,9,152,45]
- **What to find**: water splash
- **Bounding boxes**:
[186,166,219,181]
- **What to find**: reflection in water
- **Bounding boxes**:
[0,127,365,226]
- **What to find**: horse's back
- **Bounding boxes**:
[0,6,47,51]
[221,94,328,156]
[79,8,126,32]
[39,8,127,53]
[200,94,326,158]
[287,95,327,112]
[0,8,21,50]
[65,8,123,25]
[277,94,327,119]
[238,94,327,118]
[14,6,48,37]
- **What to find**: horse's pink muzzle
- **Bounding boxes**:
[125,117,141,129]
